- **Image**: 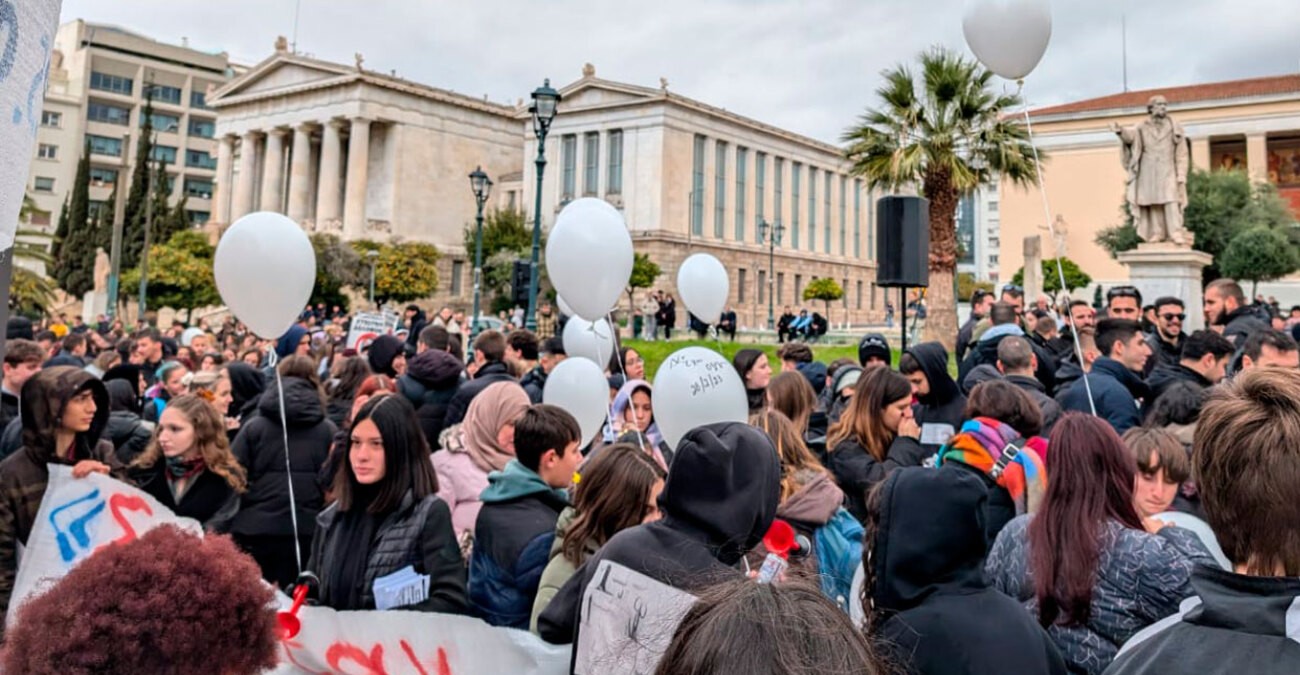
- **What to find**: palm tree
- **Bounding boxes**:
[843,46,1038,350]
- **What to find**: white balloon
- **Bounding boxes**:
[546,198,633,321]
[653,346,748,450]
[543,357,610,445]
[563,316,616,367]
[556,296,575,317]
[214,212,317,339]
[962,0,1052,80]
[676,253,729,324]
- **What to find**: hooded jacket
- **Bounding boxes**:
[870,468,1068,675]
[0,367,119,631]
[1057,357,1149,435]
[537,422,780,645]
[441,361,515,429]
[936,418,1048,544]
[225,362,267,432]
[958,327,1058,395]
[104,379,153,466]
[468,459,570,628]
[906,343,967,454]
[274,325,309,361]
[1143,331,1183,377]
[229,376,336,539]
[1220,304,1270,347]
[367,334,405,378]
[1146,363,1212,402]
[397,349,464,450]
[519,365,547,404]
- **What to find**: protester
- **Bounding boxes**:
[826,366,927,523]
[767,371,827,463]
[103,378,153,466]
[230,355,336,589]
[656,578,885,675]
[442,330,514,428]
[611,346,645,381]
[1057,319,1151,434]
[1049,300,1097,363]
[403,304,429,355]
[1121,426,1189,520]
[1105,285,1143,321]
[143,361,188,423]
[538,422,780,645]
[900,342,966,452]
[322,374,398,495]
[129,394,246,530]
[325,355,371,429]
[396,347,463,450]
[985,414,1216,675]
[365,334,407,379]
[1238,329,1299,372]
[863,467,1068,675]
[185,369,234,419]
[224,361,266,435]
[434,381,531,543]
[133,328,165,382]
[961,302,1058,394]
[1143,329,1233,402]
[522,337,565,404]
[857,332,891,368]
[0,339,43,429]
[1106,369,1300,673]
[1204,279,1270,347]
[825,362,863,425]
[603,379,673,468]
[3,525,279,675]
[310,394,468,613]
[731,348,771,414]
[957,289,996,363]
[1143,297,1187,376]
[529,443,665,632]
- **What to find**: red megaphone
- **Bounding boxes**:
[277,583,308,639]
[763,519,797,560]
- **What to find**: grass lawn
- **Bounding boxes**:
[624,339,957,381]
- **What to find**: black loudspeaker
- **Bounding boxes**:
[876,196,930,288]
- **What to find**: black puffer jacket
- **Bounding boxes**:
[1221,304,1271,347]
[230,377,336,540]
[397,349,463,450]
[441,361,513,429]
[104,379,153,465]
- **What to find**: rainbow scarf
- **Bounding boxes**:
[937,417,1048,516]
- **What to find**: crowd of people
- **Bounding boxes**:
[0,274,1298,674]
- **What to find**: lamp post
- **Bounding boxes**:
[525,79,560,331]
[366,249,379,307]
[757,218,784,330]
[468,165,493,341]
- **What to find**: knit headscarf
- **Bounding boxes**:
[459,382,531,474]
[936,417,1048,517]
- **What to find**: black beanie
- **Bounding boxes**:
[367,335,405,377]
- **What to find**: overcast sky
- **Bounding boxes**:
[60,0,1300,144]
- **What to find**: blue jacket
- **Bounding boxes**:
[468,460,569,628]
[1056,357,1149,434]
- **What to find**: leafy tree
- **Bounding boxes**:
[50,194,69,260]
[803,277,845,316]
[122,89,156,269]
[843,46,1038,350]
[309,233,362,309]
[9,195,56,316]
[624,252,662,316]
[351,240,440,304]
[1219,227,1299,298]
[1010,257,1092,294]
[93,188,117,252]
[956,272,995,302]
[464,208,542,311]
[120,230,219,310]
[53,142,95,296]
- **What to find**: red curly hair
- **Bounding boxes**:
[3,525,279,674]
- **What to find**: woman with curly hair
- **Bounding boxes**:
[130,394,247,532]
[3,525,279,675]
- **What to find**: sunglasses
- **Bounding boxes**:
[1107,286,1140,300]
[1160,313,1186,322]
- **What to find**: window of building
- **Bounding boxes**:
[40,110,61,127]
[185,149,216,170]
[151,84,183,105]
[808,166,817,251]
[87,101,131,126]
[89,167,118,185]
[507,190,517,211]
[188,118,216,138]
[561,134,577,201]
[451,261,464,295]
[33,176,54,192]
[36,143,57,160]
[839,175,847,256]
[142,112,180,133]
[88,200,105,217]
[825,173,833,255]
[857,280,863,310]
[773,158,783,245]
[791,162,801,249]
[190,89,209,109]
[583,132,599,196]
[853,179,862,258]
[988,201,999,213]
[184,177,214,199]
[843,278,850,308]
[714,140,727,238]
[758,270,767,305]
[776,272,785,305]
[150,145,178,165]
[29,209,51,226]
[735,146,747,241]
[691,134,706,236]
[794,274,803,304]
[738,268,747,304]
[186,210,210,225]
[606,130,623,195]
[989,254,999,265]
[86,134,124,157]
[754,151,766,243]
[89,71,133,95]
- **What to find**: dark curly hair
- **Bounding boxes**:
[4,525,278,674]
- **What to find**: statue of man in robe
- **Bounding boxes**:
[1110,95,1191,245]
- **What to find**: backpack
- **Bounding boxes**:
[814,508,864,612]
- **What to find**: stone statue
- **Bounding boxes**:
[659,77,669,91]
[274,35,289,53]
[93,248,111,293]
[582,63,596,78]
[1110,95,1190,245]
[354,52,365,71]
[1052,214,1069,257]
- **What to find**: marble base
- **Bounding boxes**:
[1116,244,1214,331]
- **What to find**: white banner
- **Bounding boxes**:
[0,0,62,251]
[346,311,402,350]
[574,560,697,675]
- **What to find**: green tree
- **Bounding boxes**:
[1219,226,1299,298]
[1010,257,1092,294]
[310,233,363,309]
[803,277,845,316]
[956,271,995,302]
[624,252,662,316]
[53,142,95,296]
[120,230,220,310]
[843,46,1038,350]
[464,208,538,311]
[122,89,156,269]
[50,194,69,260]
[10,195,57,316]
[352,240,440,304]
[93,188,117,252]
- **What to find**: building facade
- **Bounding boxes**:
[957,183,1001,285]
[27,20,234,235]
[999,74,1300,302]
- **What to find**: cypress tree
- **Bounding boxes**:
[94,187,117,252]
[51,194,69,261]
[55,141,94,296]
[122,89,155,269]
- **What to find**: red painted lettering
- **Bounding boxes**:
[398,641,452,675]
[326,642,387,675]
[107,493,153,545]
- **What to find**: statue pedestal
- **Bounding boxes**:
[1116,244,1213,331]
[81,291,107,323]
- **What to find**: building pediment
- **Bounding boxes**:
[558,80,663,110]
[210,55,353,106]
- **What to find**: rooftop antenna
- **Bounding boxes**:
[1121,14,1129,92]
[291,0,302,53]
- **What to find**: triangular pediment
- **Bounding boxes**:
[558,79,662,111]
[211,56,353,103]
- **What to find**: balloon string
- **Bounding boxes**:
[275,368,304,578]
[1017,80,1097,418]
[604,314,645,454]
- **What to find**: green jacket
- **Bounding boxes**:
[529,507,598,634]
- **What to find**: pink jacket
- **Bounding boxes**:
[432,448,490,540]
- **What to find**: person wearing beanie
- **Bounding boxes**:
[396,348,464,449]
[273,325,312,364]
[5,317,33,342]
[731,349,770,413]
[538,422,781,645]
[858,333,892,368]
[828,365,863,424]
[365,334,407,378]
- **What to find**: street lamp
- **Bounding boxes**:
[468,165,493,341]
[757,218,785,330]
[525,78,561,331]
[366,249,379,307]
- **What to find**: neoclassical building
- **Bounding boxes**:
[211,45,889,325]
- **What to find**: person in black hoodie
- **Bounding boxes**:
[863,466,1068,675]
[899,342,966,454]
[442,330,513,428]
[1204,278,1270,348]
[397,348,463,450]
[229,355,337,589]
[365,334,407,379]
[103,378,152,465]
[224,361,266,439]
[537,422,780,645]
[403,304,428,356]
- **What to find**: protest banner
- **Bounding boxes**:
[347,311,402,350]
[574,559,697,675]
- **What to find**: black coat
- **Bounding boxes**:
[0,391,16,432]
[870,467,1068,675]
[1222,304,1271,347]
[520,366,547,404]
[230,377,336,539]
[105,411,153,466]
[1143,332,1183,378]
[959,331,1057,396]
[1147,363,1212,402]
[907,343,967,454]
[1005,374,1063,436]
[441,361,513,429]
[131,462,239,532]
[1057,357,1149,435]
[827,435,930,524]
[398,349,463,450]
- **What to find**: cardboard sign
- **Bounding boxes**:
[347,311,402,350]
[574,560,697,675]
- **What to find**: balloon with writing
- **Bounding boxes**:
[962,0,1052,81]
[545,198,633,321]
[543,357,611,446]
[214,212,317,339]
[653,347,748,449]
[563,316,616,368]
[676,253,729,326]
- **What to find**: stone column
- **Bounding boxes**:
[1190,137,1210,171]
[259,128,287,212]
[231,131,258,221]
[343,117,371,238]
[287,123,314,223]
[316,119,343,226]
[1246,134,1268,183]
[213,134,234,224]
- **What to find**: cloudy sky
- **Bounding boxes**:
[60,0,1300,143]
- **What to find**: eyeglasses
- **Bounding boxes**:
[1160,313,1186,322]
[1002,284,1023,294]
